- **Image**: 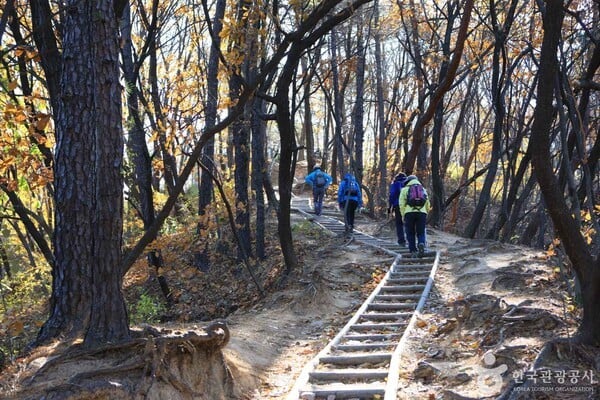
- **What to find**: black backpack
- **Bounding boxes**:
[407,183,427,207]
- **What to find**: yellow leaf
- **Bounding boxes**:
[14,111,28,123]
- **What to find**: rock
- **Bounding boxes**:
[413,361,440,383]
[434,318,458,336]
[448,372,471,385]
[442,390,480,400]
[426,347,445,358]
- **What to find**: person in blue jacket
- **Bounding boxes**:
[388,173,407,246]
[305,165,332,216]
[337,173,362,233]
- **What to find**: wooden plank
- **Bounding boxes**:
[319,353,392,365]
[368,302,417,311]
[309,368,388,380]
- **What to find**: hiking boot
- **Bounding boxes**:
[411,251,419,258]
[418,243,425,257]
[398,241,407,247]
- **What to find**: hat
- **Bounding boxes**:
[395,173,406,180]
[406,175,418,183]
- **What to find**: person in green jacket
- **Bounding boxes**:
[399,175,430,257]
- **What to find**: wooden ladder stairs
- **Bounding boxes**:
[288,198,440,399]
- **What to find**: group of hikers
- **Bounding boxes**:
[305,166,430,258]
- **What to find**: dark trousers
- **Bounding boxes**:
[343,199,359,230]
[404,212,426,252]
[313,187,325,215]
[393,205,405,244]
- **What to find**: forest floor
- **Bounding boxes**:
[1,190,599,399]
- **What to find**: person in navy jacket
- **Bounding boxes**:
[388,173,407,246]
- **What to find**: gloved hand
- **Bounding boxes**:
[339,203,344,210]
[387,207,391,215]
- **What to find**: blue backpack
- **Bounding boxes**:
[345,179,359,196]
[315,171,326,188]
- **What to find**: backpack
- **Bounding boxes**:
[315,171,326,188]
[407,183,427,207]
[345,179,359,196]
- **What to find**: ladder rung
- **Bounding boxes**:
[368,302,417,311]
[319,353,392,365]
[300,383,386,398]
[380,284,425,292]
[308,368,388,380]
[342,333,402,341]
[360,312,412,321]
[351,322,407,331]
[334,343,395,351]
[374,294,421,301]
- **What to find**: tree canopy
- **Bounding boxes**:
[0,0,598,352]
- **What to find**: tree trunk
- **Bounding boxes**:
[302,56,316,169]
[252,97,267,259]
[529,0,599,344]
[39,0,129,346]
[374,0,387,213]
[429,1,458,228]
[352,24,366,181]
[403,0,474,173]
[464,0,518,238]
[330,29,345,175]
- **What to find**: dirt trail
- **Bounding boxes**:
[223,211,597,399]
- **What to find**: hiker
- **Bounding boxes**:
[388,173,408,246]
[305,165,332,216]
[400,175,430,257]
[337,173,362,233]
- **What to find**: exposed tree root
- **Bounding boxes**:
[6,322,235,400]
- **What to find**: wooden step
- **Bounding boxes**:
[387,277,428,284]
[350,322,407,331]
[374,294,421,301]
[393,263,432,269]
[342,333,402,341]
[319,352,392,365]
[379,284,426,292]
[368,302,417,311]
[334,343,395,351]
[309,368,388,381]
[360,312,413,321]
[300,383,386,399]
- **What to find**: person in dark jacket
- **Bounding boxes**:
[388,173,407,246]
[337,173,362,234]
[305,165,332,216]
